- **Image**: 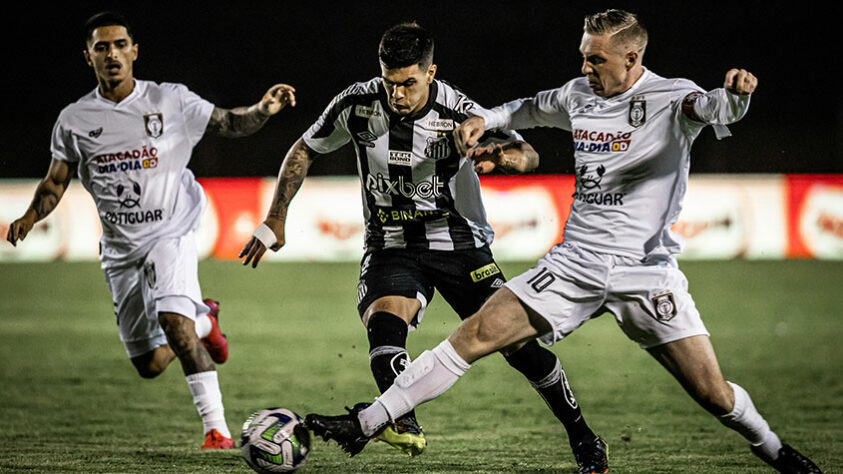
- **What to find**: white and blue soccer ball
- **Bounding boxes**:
[241,407,311,473]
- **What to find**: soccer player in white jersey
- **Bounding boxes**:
[5,11,296,450]
[240,23,608,471]
[303,10,822,474]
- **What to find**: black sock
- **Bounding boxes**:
[504,340,594,444]
[367,311,416,422]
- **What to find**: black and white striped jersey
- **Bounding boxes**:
[303,78,520,251]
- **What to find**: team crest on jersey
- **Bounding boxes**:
[628,97,646,127]
[424,135,450,159]
[144,113,164,138]
[651,291,677,321]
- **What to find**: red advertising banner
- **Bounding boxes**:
[785,175,843,258]
[2,175,841,261]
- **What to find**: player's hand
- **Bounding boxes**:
[258,84,297,116]
[469,143,505,174]
[454,116,486,156]
[724,69,757,95]
[239,218,285,268]
[5,211,36,247]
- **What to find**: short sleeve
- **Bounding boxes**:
[171,83,214,147]
[50,114,80,163]
[302,87,359,155]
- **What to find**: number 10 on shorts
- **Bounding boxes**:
[527,267,556,293]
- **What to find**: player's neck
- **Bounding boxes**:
[612,66,645,98]
[98,77,136,103]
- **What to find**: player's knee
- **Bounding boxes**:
[131,354,168,379]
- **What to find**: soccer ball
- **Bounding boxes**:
[241,407,311,473]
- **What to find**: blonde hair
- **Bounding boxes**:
[584,10,648,57]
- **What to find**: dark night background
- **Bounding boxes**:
[3,1,840,179]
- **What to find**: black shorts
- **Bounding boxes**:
[356,246,506,326]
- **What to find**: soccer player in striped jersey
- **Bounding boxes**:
[241,22,607,470]
[6,11,295,449]
[302,11,822,474]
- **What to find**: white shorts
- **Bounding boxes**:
[104,234,209,358]
[506,242,709,349]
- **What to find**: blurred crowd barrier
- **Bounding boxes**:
[1,175,841,262]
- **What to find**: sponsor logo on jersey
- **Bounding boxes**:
[365,173,445,199]
[572,164,625,206]
[629,96,646,127]
[356,131,377,148]
[572,129,632,154]
[491,278,505,288]
[454,95,476,115]
[651,291,677,321]
[94,147,159,174]
[375,207,449,225]
[354,105,381,118]
[388,150,413,166]
[424,135,451,160]
[103,209,164,225]
[423,118,454,131]
[144,113,164,138]
[116,179,142,208]
[470,262,501,282]
[88,127,103,138]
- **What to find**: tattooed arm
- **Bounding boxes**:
[206,83,296,138]
[6,159,75,246]
[239,138,317,267]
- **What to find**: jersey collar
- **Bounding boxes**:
[94,79,142,107]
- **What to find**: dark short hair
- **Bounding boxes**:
[84,11,134,47]
[378,22,434,69]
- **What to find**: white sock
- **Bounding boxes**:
[358,339,470,436]
[194,313,212,339]
[719,381,782,460]
[186,370,230,438]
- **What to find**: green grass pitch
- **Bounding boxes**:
[0,260,841,473]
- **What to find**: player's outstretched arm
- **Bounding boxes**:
[6,159,75,247]
[207,83,296,138]
[682,68,758,124]
[239,138,316,268]
[469,141,539,175]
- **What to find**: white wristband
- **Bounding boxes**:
[252,223,278,249]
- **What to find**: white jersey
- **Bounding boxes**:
[51,80,214,268]
[479,68,750,259]
[303,78,520,251]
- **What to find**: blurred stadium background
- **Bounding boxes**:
[1,1,840,472]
